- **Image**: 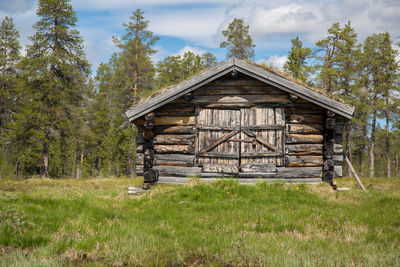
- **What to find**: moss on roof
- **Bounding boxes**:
[137,59,347,105]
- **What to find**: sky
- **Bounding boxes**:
[1,0,400,74]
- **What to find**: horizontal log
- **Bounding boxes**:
[202,164,238,173]
[333,154,344,164]
[137,116,195,126]
[333,144,343,155]
[197,125,240,131]
[287,156,323,167]
[334,165,343,177]
[286,134,323,144]
[155,116,195,126]
[155,106,195,116]
[154,125,195,134]
[153,166,201,177]
[285,144,323,155]
[286,114,323,124]
[334,134,343,144]
[286,124,323,134]
[154,144,195,154]
[241,152,282,157]
[194,85,286,96]
[276,167,323,178]
[155,154,195,165]
[241,163,277,173]
[192,94,288,104]
[153,134,195,145]
[199,152,239,159]
[207,79,271,87]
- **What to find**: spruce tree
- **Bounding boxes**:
[283,36,312,82]
[19,0,90,178]
[0,16,21,178]
[220,18,255,60]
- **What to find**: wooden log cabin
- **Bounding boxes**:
[125,58,354,186]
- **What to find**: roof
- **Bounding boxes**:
[125,58,355,121]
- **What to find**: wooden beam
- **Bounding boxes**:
[242,129,281,152]
[199,130,240,153]
[345,155,367,192]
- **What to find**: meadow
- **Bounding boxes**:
[0,177,399,266]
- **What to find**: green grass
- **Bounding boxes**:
[0,177,399,266]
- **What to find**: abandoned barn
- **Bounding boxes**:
[125,58,354,184]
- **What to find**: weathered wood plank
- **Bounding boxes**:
[241,163,276,173]
[154,116,195,126]
[153,166,202,177]
[198,152,239,159]
[154,154,195,167]
[286,124,323,134]
[192,94,288,104]
[155,106,195,116]
[286,114,323,124]
[125,59,235,121]
[234,59,354,119]
[202,164,238,173]
[287,156,323,167]
[241,152,282,157]
[154,125,195,134]
[154,144,195,154]
[285,144,323,155]
[194,85,286,96]
[153,134,195,145]
[276,167,323,178]
[286,134,323,144]
[242,129,281,152]
[199,130,240,153]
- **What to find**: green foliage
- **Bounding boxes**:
[1,178,400,265]
[283,36,312,83]
[220,18,255,60]
[113,9,159,104]
[155,51,215,89]
[0,16,21,179]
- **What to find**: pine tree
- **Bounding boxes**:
[201,52,217,68]
[314,23,342,93]
[113,9,159,104]
[362,32,398,177]
[18,0,90,178]
[220,18,255,60]
[155,51,205,90]
[283,36,312,82]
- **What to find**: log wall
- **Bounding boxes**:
[134,72,345,180]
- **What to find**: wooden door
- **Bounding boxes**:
[197,108,241,173]
[240,107,284,172]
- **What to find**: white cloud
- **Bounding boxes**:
[257,55,288,72]
[176,46,206,56]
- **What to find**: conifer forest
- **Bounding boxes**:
[0,0,399,179]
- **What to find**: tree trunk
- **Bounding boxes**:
[385,110,391,177]
[369,109,377,178]
[344,121,351,177]
[41,141,49,179]
[76,149,83,179]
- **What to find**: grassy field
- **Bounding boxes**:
[0,177,399,266]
